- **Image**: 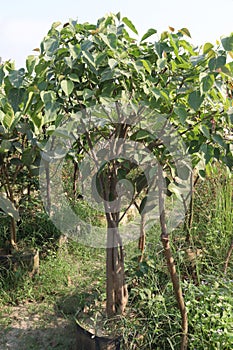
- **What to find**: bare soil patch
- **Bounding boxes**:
[0,302,76,350]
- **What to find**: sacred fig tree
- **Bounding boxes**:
[24,13,232,349]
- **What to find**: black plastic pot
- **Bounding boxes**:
[75,322,121,350]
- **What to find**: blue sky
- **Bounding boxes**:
[1,0,233,68]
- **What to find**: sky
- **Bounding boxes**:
[0,0,233,68]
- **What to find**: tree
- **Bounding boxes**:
[0,60,40,249]
[21,14,232,349]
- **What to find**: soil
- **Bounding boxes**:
[0,302,76,350]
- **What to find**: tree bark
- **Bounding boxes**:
[224,239,233,274]
[158,164,188,350]
[45,162,51,214]
[1,163,18,250]
[185,173,199,243]
[138,213,146,263]
[106,216,128,317]
[73,161,78,198]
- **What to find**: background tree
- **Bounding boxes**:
[0,60,40,249]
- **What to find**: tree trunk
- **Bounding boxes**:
[138,213,146,263]
[106,217,128,317]
[158,164,188,350]
[45,162,51,214]
[73,161,78,198]
[10,217,17,250]
[185,173,199,243]
[224,239,233,274]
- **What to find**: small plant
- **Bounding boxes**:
[185,277,233,350]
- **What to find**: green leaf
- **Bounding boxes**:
[199,169,206,178]
[167,182,183,201]
[221,34,233,51]
[69,73,80,82]
[160,90,170,102]
[122,17,138,35]
[40,90,56,104]
[95,52,107,66]
[179,28,191,38]
[108,58,118,70]
[21,148,35,166]
[174,106,187,125]
[141,60,152,74]
[43,36,59,56]
[0,140,12,153]
[140,28,157,42]
[100,68,114,82]
[132,129,151,141]
[160,31,169,40]
[35,59,50,75]
[216,56,227,68]
[26,55,37,74]
[40,91,59,122]
[177,163,191,180]
[8,69,25,88]
[203,42,214,54]
[107,33,117,49]
[83,88,95,100]
[30,112,44,130]
[44,103,60,123]
[0,194,19,220]
[223,153,233,169]
[212,134,226,148]
[152,88,161,100]
[139,196,154,214]
[200,73,214,94]
[135,174,148,193]
[202,144,213,164]
[0,110,4,123]
[157,58,166,69]
[3,104,14,129]
[23,91,34,114]
[8,88,25,113]
[116,12,121,21]
[188,90,204,111]
[0,65,5,85]
[61,79,74,96]
[188,140,200,154]
[190,54,205,66]
[208,56,226,71]
[52,21,61,29]
[200,125,210,139]
[82,50,96,69]
[213,147,220,160]
[220,64,233,78]
[68,43,81,59]
[10,157,22,166]
[179,40,196,55]
[64,57,73,69]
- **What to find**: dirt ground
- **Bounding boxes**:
[0,303,76,350]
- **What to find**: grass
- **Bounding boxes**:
[0,166,233,349]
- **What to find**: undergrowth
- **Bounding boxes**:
[0,167,233,349]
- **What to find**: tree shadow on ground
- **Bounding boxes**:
[0,289,118,350]
[0,301,78,350]
[0,322,76,350]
